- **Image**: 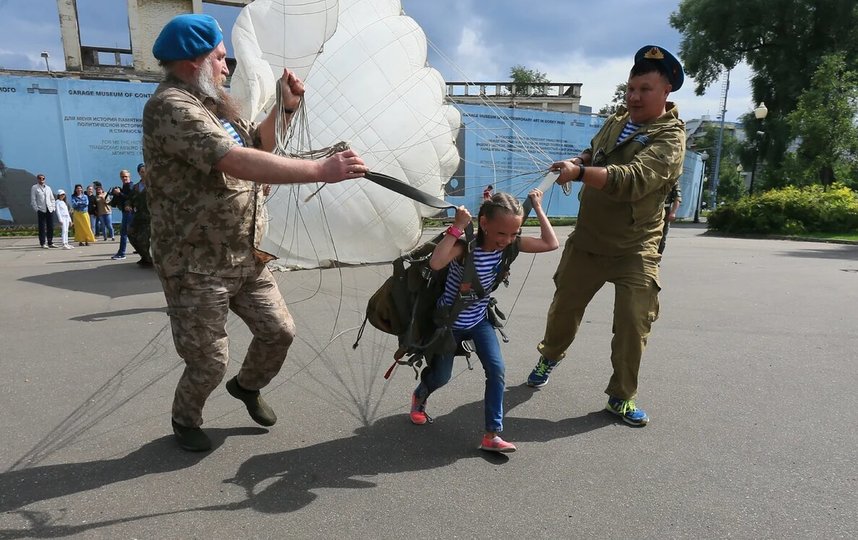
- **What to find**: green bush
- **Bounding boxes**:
[708,183,858,234]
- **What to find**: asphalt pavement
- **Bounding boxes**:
[0,225,856,539]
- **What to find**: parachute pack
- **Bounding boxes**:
[352,223,520,379]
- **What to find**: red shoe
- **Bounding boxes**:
[410,394,430,425]
[480,434,516,453]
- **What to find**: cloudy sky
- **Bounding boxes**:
[0,0,754,121]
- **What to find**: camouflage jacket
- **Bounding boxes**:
[664,182,682,208]
[573,103,686,256]
[129,181,149,222]
[142,76,265,277]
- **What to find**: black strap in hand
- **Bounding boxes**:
[364,171,454,210]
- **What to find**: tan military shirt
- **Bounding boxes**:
[573,103,686,256]
[142,76,266,277]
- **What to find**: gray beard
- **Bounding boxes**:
[195,59,219,98]
[193,60,242,123]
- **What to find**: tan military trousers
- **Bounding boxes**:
[538,237,661,400]
[160,266,295,427]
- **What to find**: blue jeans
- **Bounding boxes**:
[414,317,506,433]
[116,210,133,256]
[99,214,114,241]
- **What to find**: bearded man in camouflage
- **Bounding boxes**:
[143,14,369,451]
[525,46,686,427]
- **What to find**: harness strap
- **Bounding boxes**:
[364,171,455,210]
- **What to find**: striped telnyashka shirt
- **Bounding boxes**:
[438,247,504,330]
[616,121,642,145]
[220,119,245,146]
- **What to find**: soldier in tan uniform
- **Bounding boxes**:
[525,45,687,427]
[143,14,369,451]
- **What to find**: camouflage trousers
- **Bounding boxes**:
[159,266,295,427]
[127,218,152,263]
[538,237,661,400]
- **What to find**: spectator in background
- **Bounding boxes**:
[658,182,681,255]
[111,169,134,261]
[86,184,100,238]
[483,184,493,201]
[54,189,73,249]
[95,186,115,242]
[30,173,57,248]
[71,184,95,246]
[127,163,153,266]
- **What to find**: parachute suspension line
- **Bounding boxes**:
[426,42,552,161]
[271,75,349,342]
[273,81,348,161]
[504,172,561,324]
[264,86,333,308]
[417,33,559,170]
[312,169,349,343]
[264,70,348,341]
[255,328,379,426]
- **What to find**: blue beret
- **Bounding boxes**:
[634,45,684,92]
[153,14,223,62]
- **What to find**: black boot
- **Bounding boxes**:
[171,419,212,452]
[226,376,277,427]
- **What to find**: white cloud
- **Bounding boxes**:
[448,21,501,82]
[0,2,65,71]
[406,0,763,122]
[0,48,52,71]
[533,54,629,112]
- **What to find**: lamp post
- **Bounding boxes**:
[710,69,731,209]
[748,102,768,195]
[694,150,709,223]
[40,51,50,72]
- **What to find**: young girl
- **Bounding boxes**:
[70,184,96,246]
[409,189,559,452]
[54,190,74,249]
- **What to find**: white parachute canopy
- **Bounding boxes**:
[231,0,461,268]
[230,0,338,118]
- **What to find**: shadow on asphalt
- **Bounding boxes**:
[777,244,858,260]
[0,385,617,537]
[0,428,268,537]
[70,307,167,322]
[217,384,615,514]
[19,263,162,298]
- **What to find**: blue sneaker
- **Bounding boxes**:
[605,397,649,426]
[526,356,559,388]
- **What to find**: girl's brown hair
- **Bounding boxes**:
[476,192,523,244]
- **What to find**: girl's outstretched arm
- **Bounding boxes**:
[430,205,469,270]
[519,189,560,253]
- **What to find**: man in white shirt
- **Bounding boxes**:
[30,173,57,248]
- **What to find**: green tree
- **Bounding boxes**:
[717,164,746,203]
[670,0,858,173]
[598,83,627,116]
[787,54,858,188]
[508,65,549,96]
